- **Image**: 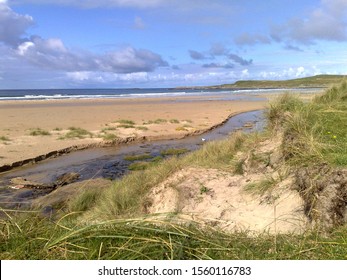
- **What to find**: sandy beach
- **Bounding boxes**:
[0,96,267,168]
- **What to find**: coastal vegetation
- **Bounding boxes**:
[160,148,189,156]
[0,136,11,142]
[179,74,347,90]
[222,74,346,89]
[1,81,347,259]
[115,119,135,125]
[135,126,149,131]
[29,128,51,136]
[124,153,154,161]
[101,133,118,141]
[59,127,93,139]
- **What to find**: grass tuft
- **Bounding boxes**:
[1,214,346,260]
[0,136,11,142]
[115,119,135,125]
[160,148,189,156]
[102,133,118,141]
[29,128,51,136]
[60,127,93,139]
[124,154,153,161]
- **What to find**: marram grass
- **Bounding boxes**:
[1,213,346,260]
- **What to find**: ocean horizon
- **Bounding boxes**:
[0,87,320,101]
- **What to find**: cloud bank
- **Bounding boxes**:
[235,0,347,49]
[189,44,253,68]
[9,0,166,9]
[1,1,168,75]
[0,1,33,46]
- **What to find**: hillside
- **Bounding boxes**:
[221,74,347,89]
[177,75,347,90]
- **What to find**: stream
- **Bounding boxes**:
[0,110,265,209]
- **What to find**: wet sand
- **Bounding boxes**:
[0,96,267,167]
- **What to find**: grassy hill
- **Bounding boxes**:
[219,74,347,89]
[175,75,347,90]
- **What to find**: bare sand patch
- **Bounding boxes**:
[146,167,307,234]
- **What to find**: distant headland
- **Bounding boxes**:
[176,74,347,90]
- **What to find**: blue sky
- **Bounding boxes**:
[1,0,347,89]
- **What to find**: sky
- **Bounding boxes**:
[1,0,347,89]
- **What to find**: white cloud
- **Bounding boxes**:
[9,0,166,9]
[234,33,271,46]
[17,40,33,55]
[66,71,151,85]
[99,47,168,73]
[0,1,169,74]
[189,44,253,67]
[296,66,305,77]
[189,50,208,60]
[241,69,249,78]
[17,37,168,73]
[0,1,34,46]
[64,66,243,87]
[258,66,322,80]
[202,62,234,69]
[270,0,347,44]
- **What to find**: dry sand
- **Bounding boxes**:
[145,133,309,234]
[0,96,267,167]
[147,168,307,234]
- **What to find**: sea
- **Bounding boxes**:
[0,87,322,101]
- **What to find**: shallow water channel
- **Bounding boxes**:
[0,110,265,208]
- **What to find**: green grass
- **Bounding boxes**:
[169,119,180,124]
[218,74,347,89]
[101,127,117,132]
[0,214,346,259]
[29,128,51,136]
[101,133,118,141]
[124,153,154,161]
[160,148,189,156]
[267,81,347,166]
[244,178,277,196]
[175,126,188,131]
[128,161,151,171]
[143,119,168,125]
[117,124,135,129]
[68,188,103,212]
[199,185,210,194]
[151,156,163,163]
[115,119,135,125]
[0,136,11,142]
[59,127,93,139]
[91,156,183,219]
[153,118,167,124]
[136,126,149,131]
[184,131,246,170]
